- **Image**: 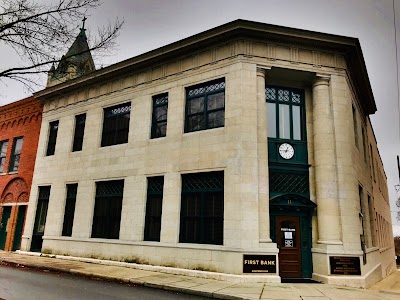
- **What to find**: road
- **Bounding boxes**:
[0,265,209,300]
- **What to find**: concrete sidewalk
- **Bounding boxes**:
[0,251,399,300]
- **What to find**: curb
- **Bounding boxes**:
[0,255,252,300]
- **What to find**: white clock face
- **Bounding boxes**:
[279,143,295,159]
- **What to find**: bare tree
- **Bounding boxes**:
[0,0,123,88]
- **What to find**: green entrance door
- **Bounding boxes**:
[0,206,12,250]
[12,205,26,251]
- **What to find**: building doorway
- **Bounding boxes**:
[30,186,50,252]
[12,205,26,251]
[276,215,302,278]
[0,206,11,249]
[270,194,316,279]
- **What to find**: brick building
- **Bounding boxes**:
[21,20,395,287]
[0,96,42,251]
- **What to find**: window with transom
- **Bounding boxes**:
[62,183,78,237]
[91,180,124,239]
[151,93,168,139]
[144,176,164,241]
[46,120,59,156]
[9,137,23,172]
[185,79,225,133]
[72,113,86,152]
[101,103,131,147]
[0,140,8,173]
[180,171,224,245]
[266,86,305,141]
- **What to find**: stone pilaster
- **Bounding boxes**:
[257,67,272,243]
[312,74,342,245]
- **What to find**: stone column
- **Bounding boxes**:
[257,67,272,243]
[312,75,342,245]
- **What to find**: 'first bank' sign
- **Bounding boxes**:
[243,254,277,273]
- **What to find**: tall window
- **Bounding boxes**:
[361,127,367,161]
[359,185,367,263]
[8,137,23,172]
[0,140,8,173]
[46,120,59,156]
[368,195,376,247]
[91,180,124,239]
[62,184,78,237]
[144,176,164,241]
[180,171,224,245]
[151,93,168,139]
[101,102,131,147]
[185,79,225,133]
[352,105,358,148]
[266,86,305,140]
[72,114,86,152]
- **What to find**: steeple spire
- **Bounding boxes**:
[46,17,95,87]
[79,16,87,36]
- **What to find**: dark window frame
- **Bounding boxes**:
[72,113,86,152]
[352,105,359,148]
[144,176,164,241]
[184,78,225,133]
[46,120,59,156]
[179,171,224,245]
[151,93,168,139]
[101,102,131,147]
[0,139,9,173]
[62,183,78,237]
[8,136,23,172]
[266,85,306,141]
[91,180,124,239]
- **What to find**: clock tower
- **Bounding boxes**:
[265,83,314,280]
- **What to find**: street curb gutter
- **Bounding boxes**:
[0,256,249,300]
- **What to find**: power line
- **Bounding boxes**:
[394,0,400,144]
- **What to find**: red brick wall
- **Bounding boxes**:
[0,96,43,201]
[0,96,43,250]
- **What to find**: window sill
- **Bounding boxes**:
[100,142,128,149]
[183,126,225,136]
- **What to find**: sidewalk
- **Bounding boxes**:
[0,250,399,300]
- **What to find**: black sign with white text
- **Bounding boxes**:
[243,255,277,273]
[329,256,361,275]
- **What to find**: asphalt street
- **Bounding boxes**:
[0,265,209,300]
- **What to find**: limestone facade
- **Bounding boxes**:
[21,20,394,287]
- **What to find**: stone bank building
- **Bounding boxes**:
[21,20,395,287]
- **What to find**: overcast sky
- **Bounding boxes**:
[1,0,400,234]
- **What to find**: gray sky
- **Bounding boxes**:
[1,0,400,234]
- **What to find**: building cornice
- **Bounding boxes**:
[34,19,376,115]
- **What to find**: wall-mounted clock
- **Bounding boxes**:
[279,143,295,160]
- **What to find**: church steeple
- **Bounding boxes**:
[47,17,96,87]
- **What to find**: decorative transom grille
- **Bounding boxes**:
[66,184,78,198]
[269,172,308,194]
[278,89,290,102]
[266,87,276,100]
[187,80,225,97]
[148,176,164,193]
[182,171,224,191]
[154,94,168,106]
[266,87,302,104]
[38,186,51,199]
[96,180,124,197]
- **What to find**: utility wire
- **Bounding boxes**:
[394,0,400,148]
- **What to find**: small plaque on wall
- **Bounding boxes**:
[243,255,277,273]
[329,256,361,275]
